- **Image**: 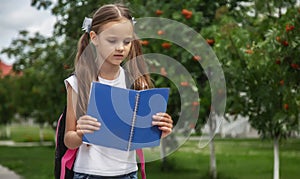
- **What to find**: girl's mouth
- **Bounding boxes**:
[114,54,123,57]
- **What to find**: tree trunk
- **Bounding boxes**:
[273,136,280,179]
[160,138,167,171]
[39,124,44,143]
[5,123,11,138]
[209,114,217,179]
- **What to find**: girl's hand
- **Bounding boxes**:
[76,115,101,137]
[152,113,173,138]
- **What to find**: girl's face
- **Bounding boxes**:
[92,19,134,67]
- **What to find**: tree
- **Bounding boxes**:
[203,1,300,179]
[244,7,300,179]
[0,75,16,138]
[0,76,14,123]
[2,30,69,127]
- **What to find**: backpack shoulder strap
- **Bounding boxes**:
[60,148,78,179]
[55,107,78,179]
[55,107,66,148]
[136,149,146,179]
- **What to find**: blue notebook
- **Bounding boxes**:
[83,82,170,151]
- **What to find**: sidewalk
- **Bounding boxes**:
[0,140,53,147]
[0,165,21,179]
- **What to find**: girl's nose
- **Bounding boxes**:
[115,43,124,52]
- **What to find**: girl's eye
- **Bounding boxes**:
[107,39,116,43]
[107,38,132,45]
[124,40,131,45]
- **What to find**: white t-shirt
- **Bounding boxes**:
[64,67,138,176]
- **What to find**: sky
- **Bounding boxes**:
[0,0,56,65]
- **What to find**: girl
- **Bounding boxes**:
[64,3,173,179]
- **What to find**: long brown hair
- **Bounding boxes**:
[74,3,153,119]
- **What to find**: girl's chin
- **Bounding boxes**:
[105,59,125,66]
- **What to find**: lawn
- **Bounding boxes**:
[0,138,299,179]
[0,124,55,142]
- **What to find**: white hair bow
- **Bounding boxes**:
[82,17,92,33]
[132,17,136,25]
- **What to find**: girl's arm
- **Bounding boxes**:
[64,84,100,149]
[152,113,173,138]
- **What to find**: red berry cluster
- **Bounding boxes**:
[206,39,215,46]
[182,9,193,19]
[285,24,295,32]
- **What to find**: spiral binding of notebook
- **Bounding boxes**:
[127,93,140,151]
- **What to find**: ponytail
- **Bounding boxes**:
[126,38,154,90]
[75,33,90,64]
[74,33,98,119]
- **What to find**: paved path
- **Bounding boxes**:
[0,140,53,147]
[0,165,21,179]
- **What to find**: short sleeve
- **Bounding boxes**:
[64,75,78,94]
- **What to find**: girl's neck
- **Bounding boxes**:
[99,65,120,80]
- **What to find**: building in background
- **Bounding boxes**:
[0,59,13,77]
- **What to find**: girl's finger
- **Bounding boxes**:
[77,124,100,131]
[78,115,101,127]
[152,121,173,129]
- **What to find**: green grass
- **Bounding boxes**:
[0,138,299,179]
[0,125,55,142]
[0,146,55,179]
[142,138,300,179]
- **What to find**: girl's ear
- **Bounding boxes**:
[90,31,98,46]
